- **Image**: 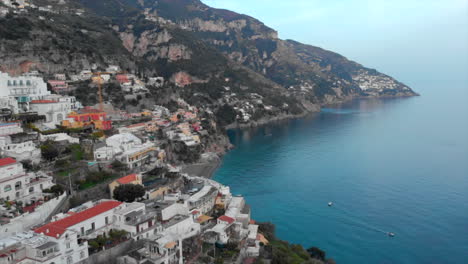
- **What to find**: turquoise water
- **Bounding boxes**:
[213,86,468,263]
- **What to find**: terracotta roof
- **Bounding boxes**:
[48,80,66,84]
[191,210,200,215]
[218,215,235,224]
[30,100,57,104]
[197,215,213,224]
[34,201,122,238]
[127,123,145,128]
[0,157,16,167]
[117,174,138,184]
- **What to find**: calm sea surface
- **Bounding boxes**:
[213,86,468,263]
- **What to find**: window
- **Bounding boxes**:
[91,222,95,230]
[105,216,109,225]
[80,227,85,235]
[67,256,72,264]
[80,251,85,259]
[29,187,34,193]
[66,242,70,249]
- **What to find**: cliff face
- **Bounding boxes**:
[100,0,416,101]
[0,0,417,125]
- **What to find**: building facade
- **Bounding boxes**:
[0,158,53,203]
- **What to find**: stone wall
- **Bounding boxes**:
[0,192,67,236]
[87,239,144,264]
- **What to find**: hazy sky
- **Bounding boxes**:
[203,0,468,89]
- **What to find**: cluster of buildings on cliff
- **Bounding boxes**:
[0,171,265,264]
[0,67,267,264]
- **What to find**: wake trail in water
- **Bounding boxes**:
[329,204,390,235]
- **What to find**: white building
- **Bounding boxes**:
[0,72,51,109]
[113,202,161,241]
[0,96,19,113]
[0,157,53,203]
[152,201,189,222]
[0,230,88,264]
[94,133,157,169]
[0,122,23,137]
[29,95,78,127]
[117,237,180,264]
[186,185,217,214]
[0,136,41,163]
[35,200,123,241]
[40,133,79,144]
[106,65,120,73]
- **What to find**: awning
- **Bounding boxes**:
[197,215,213,224]
[164,241,177,249]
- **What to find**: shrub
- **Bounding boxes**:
[113,184,145,202]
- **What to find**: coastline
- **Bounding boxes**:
[182,93,419,178]
[225,93,418,130]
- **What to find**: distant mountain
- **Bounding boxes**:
[0,0,417,125]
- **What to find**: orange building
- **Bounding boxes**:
[61,107,112,130]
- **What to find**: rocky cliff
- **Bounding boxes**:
[0,0,417,126]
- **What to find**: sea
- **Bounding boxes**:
[213,85,468,263]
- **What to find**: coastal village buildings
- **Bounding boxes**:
[0,65,270,263]
[0,122,23,136]
[29,96,78,127]
[61,108,112,130]
[0,132,40,163]
[0,96,19,113]
[0,230,87,264]
[35,200,123,240]
[47,80,69,93]
[0,157,53,203]
[0,166,264,264]
[0,72,51,111]
[94,133,157,169]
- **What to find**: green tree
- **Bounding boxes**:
[50,184,65,196]
[113,184,145,202]
[216,104,237,126]
[41,143,59,161]
[20,160,33,171]
[307,247,326,261]
[111,160,127,172]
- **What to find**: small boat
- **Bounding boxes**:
[328,202,333,206]
[388,232,395,237]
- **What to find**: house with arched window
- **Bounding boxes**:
[0,157,53,204]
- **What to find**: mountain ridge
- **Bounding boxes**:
[0,0,417,127]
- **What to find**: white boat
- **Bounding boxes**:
[328,202,333,206]
[388,232,395,237]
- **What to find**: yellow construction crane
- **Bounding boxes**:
[92,71,126,112]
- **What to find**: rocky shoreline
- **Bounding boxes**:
[186,93,420,179]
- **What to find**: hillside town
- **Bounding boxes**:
[0,66,277,264]
[0,0,419,263]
